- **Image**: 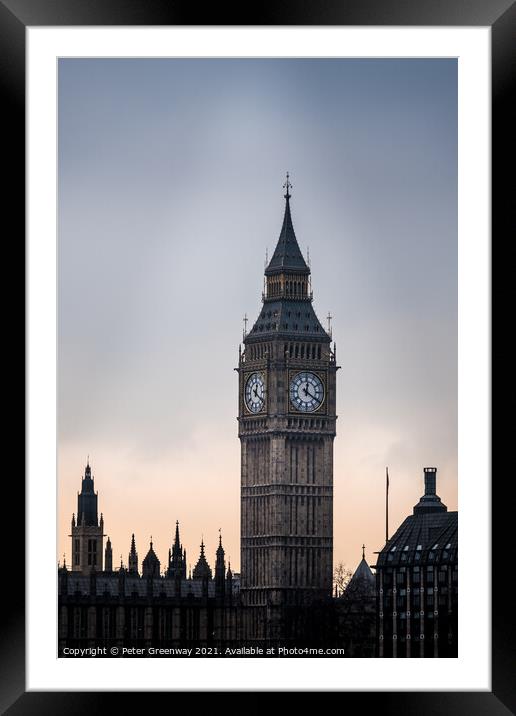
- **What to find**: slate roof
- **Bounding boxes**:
[344,557,376,598]
[245,299,328,342]
[142,542,159,568]
[265,197,310,276]
[376,511,458,569]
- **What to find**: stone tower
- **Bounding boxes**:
[237,176,338,638]
[70,461,104,573]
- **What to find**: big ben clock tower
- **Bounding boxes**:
[237,175,338,641]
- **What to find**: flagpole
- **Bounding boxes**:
[386,466,389,543]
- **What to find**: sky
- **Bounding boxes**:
[58,58,457,576]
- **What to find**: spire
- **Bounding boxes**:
[77,459,98,526]
[128,533,138,574]
[168,522,186,579]
[265,173,310,276]
[216,531,225,568]
[215,531,226,598]
[142,539,160,579]
[344,554,376,598]
[216,529,224,555]
[105,537,113,572]
[192,538,212,580]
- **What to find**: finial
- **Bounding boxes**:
[242,313,248,340]
[150,535,153,549]
[307,246,310,268]
[219,528,222,547]
[283,171,292,199]
[327,312,333,336]
[362,544,366,560]
[265,247,268,268]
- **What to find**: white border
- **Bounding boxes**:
[27,27,490,691]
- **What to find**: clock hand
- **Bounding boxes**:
[306,385,320,403]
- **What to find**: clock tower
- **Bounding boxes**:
[238,176,338,641]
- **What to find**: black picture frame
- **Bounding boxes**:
[4,0,511,710]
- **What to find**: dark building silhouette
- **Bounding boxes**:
[335,548,376,657]
[59,471,241,651]
[374,468,458,657]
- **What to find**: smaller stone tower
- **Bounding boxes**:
[70,461,104,573]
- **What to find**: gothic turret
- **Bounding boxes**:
[128,534,139,574]
[104,537,113,572]
[215,533,226,599]
[226,561,233,604]
[167,521,186,579]
[142,540,160,579]
[192,539,212,580]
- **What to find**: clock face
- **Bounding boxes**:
[245,372,266,413]
[290,371,324,413]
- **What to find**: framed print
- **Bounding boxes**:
[2,0,512,710]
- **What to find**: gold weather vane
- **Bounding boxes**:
[283,171,292,199]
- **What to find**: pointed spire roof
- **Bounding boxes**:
[192,538,213,580]
[265,174,310,276]
[142,539,161,578]
[344,550,375,598]
[130,533,137,554]
[216,530,224,556]
[143,539,158,564]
